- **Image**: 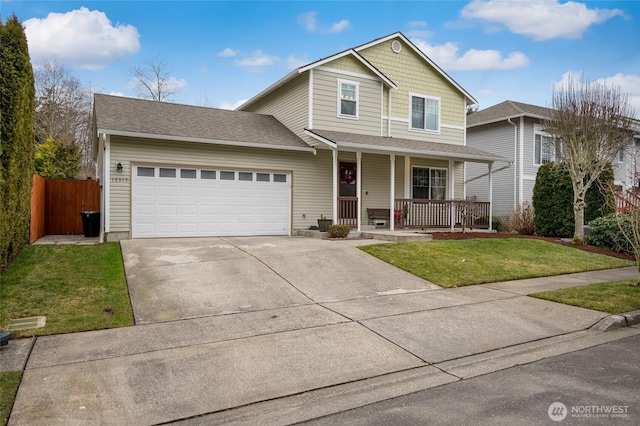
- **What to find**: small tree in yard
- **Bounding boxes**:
[544,75,635,243]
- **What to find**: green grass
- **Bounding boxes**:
[532,280,640,314]
[0,371,21,426]
[360,239,634,287]
[0,243,133,337]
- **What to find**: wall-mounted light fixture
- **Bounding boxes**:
[116,162,123,173]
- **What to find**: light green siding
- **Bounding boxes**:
[243,73,309,140]
[108,136,332,234]
[359,38,466,131]
[312,67,382,136]
[389,121,465,145]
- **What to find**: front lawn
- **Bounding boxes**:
[0,371,21,426]
[0,243,133,337]
[360,239,634,287]
[532,280,640,314]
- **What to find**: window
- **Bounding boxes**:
[180,169,196,179]
[338,79,358,118]
[256,173,270,182]
[534,133,556,165]
[201,170,216,179]
[137,167,154,177]
[239,172,253,181]
[273,174,287,183]
[410,94,439,132]
[412,167,447,200]
[618,150,625,163]
[220,171,235,180]
[159,168,176,178]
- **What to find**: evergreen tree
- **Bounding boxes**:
[0,14,35,268]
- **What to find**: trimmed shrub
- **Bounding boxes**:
[533,163,614,237]
[327,224,351,238]
[587,214,633,254]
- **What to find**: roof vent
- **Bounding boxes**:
[391,40,402,53]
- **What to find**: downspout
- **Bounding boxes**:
[332,147,338,226]
[488,161,494,230]
[519,116,525,206]
[104,134,111,236]
[356,151,362,232]
[507,118,518,209]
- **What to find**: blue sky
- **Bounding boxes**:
[2,0,639,114]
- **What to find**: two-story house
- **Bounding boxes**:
[465,100,640,219]
[93,32,502,241]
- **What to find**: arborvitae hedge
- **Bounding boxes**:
[532,163,614,237]
[0,15,35,269]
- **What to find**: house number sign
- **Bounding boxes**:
[110,177,129,183]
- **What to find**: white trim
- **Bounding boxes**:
[380,82,384,137]
[441,124,465,131]
[488,162,493,230]
[332,148,338,225]
[523,174,537,181]
[299,49,397,89]
[353,32,477,104]
[337,78,359,120]
[97,129,316,153]
[404,156,411,197]
[533,124,555,166]
[507,118,518,209]
[337,141,498,163]
[316,66,381,82]
[104,134,111,233]
[308,69,314,129]
[519,116,524,207]
[408,93,441,133]
[304,130,337,149]
[356,151,362,232]
[383,116,409,123]
[448,160,455,199]
[387,88,392,137]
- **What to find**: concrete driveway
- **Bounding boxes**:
[120,236,440,323]
[9,236,630,425]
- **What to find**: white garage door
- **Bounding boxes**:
[132,165,291,238]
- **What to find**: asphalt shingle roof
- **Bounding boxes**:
[467,100,553,128]
[93,94,312,149]
[307,129,506,163]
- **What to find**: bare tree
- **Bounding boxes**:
[34,60,93,176]
[544,75,635,242]
[131,57,178,102]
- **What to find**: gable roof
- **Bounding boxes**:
[239,31,476,111]
[467,100,553,128]
[93,94,313,154]
[305,129,506,163]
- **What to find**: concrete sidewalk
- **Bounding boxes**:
[4,260,639,425]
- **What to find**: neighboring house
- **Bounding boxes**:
[466,100,640,218]
[93,32,503,241]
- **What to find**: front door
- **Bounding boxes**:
[340,162,356,197]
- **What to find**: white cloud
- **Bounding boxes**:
[406,20,434,39]
[327,19,350,34]
[298,11,318,32]
[165,76,188,92]
[554,71,640,117]
[286,55,308,69]
[233,50,279,70]
[411,38,530,71]
[108,91,126,97]
[219,99,249,110]
[461,0,624,41]
[218,48,238,57]
[24,7,140,70]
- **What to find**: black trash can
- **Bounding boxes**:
[80,211,100,238]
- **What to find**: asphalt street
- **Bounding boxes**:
[302,332,640,425]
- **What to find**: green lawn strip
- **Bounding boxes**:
[360,239,634,288]
[0,243,133,337]
[531,280,640,314]
[0,371,22,426]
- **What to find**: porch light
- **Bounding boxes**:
[116,162,123,173]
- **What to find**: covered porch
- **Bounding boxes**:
[305,129,504,232]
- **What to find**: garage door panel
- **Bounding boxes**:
[132,166,290,238]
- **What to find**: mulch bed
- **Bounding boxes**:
[430,232,635,261]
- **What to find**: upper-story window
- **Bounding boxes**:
[338,79,358,119]
[534,131,556,165]
[410,94,440,132]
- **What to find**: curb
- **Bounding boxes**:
[591,310,640,332]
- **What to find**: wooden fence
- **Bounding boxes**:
[30,177,100,241]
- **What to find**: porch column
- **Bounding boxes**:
[332,148,338,225]
[488,161,494,231]
[449,160,455,231]
[404,156,411,197]
[356,151,362,232]
[390,154,396,231]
